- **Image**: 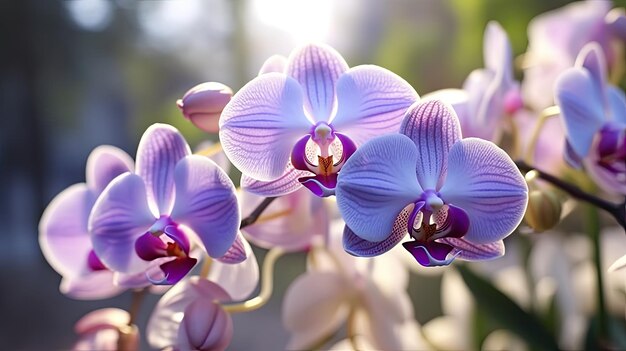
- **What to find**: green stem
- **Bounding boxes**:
[587,204,608,341]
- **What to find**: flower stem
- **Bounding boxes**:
[587,204,608,341]
[222,248,284,313]
[194,142,223,157]
[200,256,213,278]
[127,288,148,326]
[515,161,626,230]
[347,306,359,351]
[523,105,561,165]
[240,197,278,229]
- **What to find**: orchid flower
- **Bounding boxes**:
[147,277,233,351]
[336,99,528,267]
[555,42,626,194]
[282,220,425,350]
[240,187,330,252]
[39,145,133,299]
[89,124,241,285]
[523,0,625,110]
[219,43,418,197]
[73,308,138,351]
[424,21,522,142]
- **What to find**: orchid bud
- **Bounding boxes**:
[177,82,233,133]
[73,308,139,351]
[177,298,233,351]
[524,189,563,232]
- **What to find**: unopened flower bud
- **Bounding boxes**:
[177,82,233,133]
[178,298,233,351]
[524,190,562,232]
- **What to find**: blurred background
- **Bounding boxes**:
[1,0,624,349]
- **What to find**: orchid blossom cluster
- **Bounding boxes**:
[39,1,626,350]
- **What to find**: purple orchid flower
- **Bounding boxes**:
[89,124,241,285]
[335,100,528,267]
[219,43,418,197]
[523,0,626,110]
[424,21,522,142]
[39,145,133,299]
[555,42,626,194]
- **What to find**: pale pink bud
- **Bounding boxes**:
[177,298,233,351]
[73,308,139,351]
[177,82,233,133]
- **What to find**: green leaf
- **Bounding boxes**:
[456,265,559,351]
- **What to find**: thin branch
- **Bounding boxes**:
[515,160,626,229]
[240,197,277,229]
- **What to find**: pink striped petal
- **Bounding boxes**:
[170,156,239,258]
[89,173,156,273]
[439,138,528,244]
[86,145,134,195]
[440,237,505,261]
[136,124,191,215]
[240,163,307,197]
[400,99,462,190]
[219,73,311,181]
[207,235,259,301]
[215,232,246,264]
[331,65,418,145]
[286,43,348,122]
[343,205,412,257]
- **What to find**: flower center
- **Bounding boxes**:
[596,123,626,182]
[135,215,191,262]
[407,191,469,243]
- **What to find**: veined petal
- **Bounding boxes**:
[286,43,348,123]
[336,134,422,242]
[215,232,246,264]
[258,54,287,75]
[439,138,528,244]
[283,272,351,350]
[400,99,462,190]
[171,156,239,258]
[207,235,260,301]
[555,68,605,158]
[89,173,155,273]
[241,164,307,197]
[343,205,411,257]
[440,237,505,261]
[39,183,95,278]
[219,73,311,180]
[331,65,418,145]
[86,145,134,195]
[136,124,191,215]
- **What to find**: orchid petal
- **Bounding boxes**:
[60,271,123,300]
[149,257,198,285]
[343,205,411,257]
[89,173,155,273]
[219,73,311,180]
[484,21,513,84]
[440,237,505,261]
[300,176,336,197]
[136,124,191,215]
[286,43,348,122]
[86,145,134,195]
[336,134,422,242]
[331,65,418,145]
[171,155,239,258]
[607,8,626,41]
[241,188,328,251]
[258,54,287,75]
[39,184,95,278]
[564,139,584,169]
[400,99,462,189]
[283,272,351,350]
[241,164,307,197]
[608,86,626,124]
[207,235,259,301]
[147,277,231,349]
[402,241,458,267]
[555,68,605,158]
[574,42,607,104]
[440,138,528,244]
[215,232,247,264]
